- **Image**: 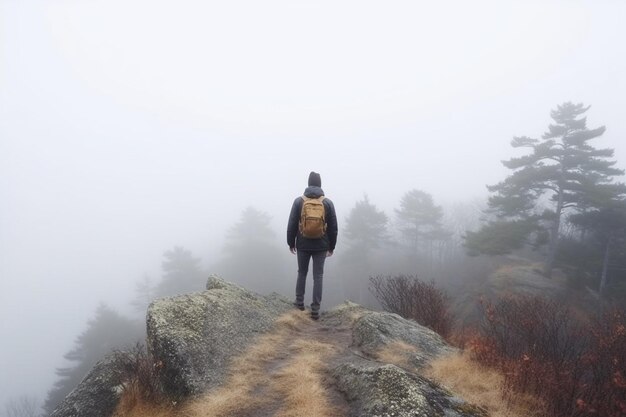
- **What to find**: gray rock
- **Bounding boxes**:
[333,361,487,417]
[352,311,455,367]
[49,280,487,417]
[489,265,566,298]
[50,354,123,417]
[326,305,484,417]
[146,276,292,399]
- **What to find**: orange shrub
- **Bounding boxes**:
[469,295,626,417]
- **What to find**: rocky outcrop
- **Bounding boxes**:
[334,361,486,417]
[50,354,123,417]
[488,264,567,298]
[146,275,292,399]
[324,303,483,417]
[54,278,487,417]
[453,262,580,326]
[352,311,455,368]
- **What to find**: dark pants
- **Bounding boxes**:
[295,250,327,312]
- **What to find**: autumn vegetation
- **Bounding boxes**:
[468,296,626,417]
[372,273,626,417]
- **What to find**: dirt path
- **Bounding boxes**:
[176,309,362,417]
[248,310,355,417]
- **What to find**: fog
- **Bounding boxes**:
[2,0,626,411]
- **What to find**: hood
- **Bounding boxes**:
[303,186,325,198]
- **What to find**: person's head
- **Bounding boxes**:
[308,171,322,187]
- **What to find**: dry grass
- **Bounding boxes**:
[183,311,345,417]
[274,309,313,331]
[113,393,174,417]
[113,310,348,417]
[424,352,545,417]
[347,311,365,324]
[182,311,311,417]
[374,341,418,370]
[273,338,342,417]
[180,309,347,417]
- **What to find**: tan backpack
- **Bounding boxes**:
[299,196,326,238]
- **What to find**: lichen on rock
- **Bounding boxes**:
[49,354,124,417]
[352,311,455,368]
[333,360,486,417]
[146,275,292,399]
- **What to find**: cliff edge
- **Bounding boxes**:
[51,277,485,417]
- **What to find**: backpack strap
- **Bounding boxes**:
[302,195,325,202]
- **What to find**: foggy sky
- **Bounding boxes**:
[2,0,626,409]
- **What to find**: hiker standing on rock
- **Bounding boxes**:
[287,171,338,320]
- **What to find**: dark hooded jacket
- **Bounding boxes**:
[287,186,338,252]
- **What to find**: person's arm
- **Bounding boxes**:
[325,199,338,253]
[287,198,301,252]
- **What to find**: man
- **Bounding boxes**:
[287,171,338,320]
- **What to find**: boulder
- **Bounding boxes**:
[50,354,123,417]
[488,264,566,298]
[333,360,486,417]
[146,276,292,399]
[453,263,576,326]
[352,311,455,368]
[323,303,483,416]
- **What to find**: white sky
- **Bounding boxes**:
[1,0,625,408]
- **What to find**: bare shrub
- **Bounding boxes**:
[369,274,454,339]
[581,308,626,417]
[475,295,588,416]
[111,343,167,412]
[469,295,626,417]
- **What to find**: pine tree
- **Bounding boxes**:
[339,195,389,304]
[344,195,388,256]
[43,305,141,414]
[223,206,275,249]
[396,189,447,250]
[3,396,40,417]
[466,102,625,277]
[570,201,626,296]
[154,246,205,297]
[213,206,289,293]
[131,273,156,315]
[395,189,449,276]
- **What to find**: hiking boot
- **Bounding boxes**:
[293,302,305,311]
[310,310,320,321]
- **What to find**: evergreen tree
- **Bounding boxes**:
[223,206,275,250]
[3,396,40,417]
[43,305,141,414]
[212,207,290,293]
[465,102,625,277]
[395,189,447,250]
[395,189,449,276]
[338,196,389,305]
[343,195,388,256]
[130,273,156,315]
[154,246,205,297]
[570,201,626,296]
